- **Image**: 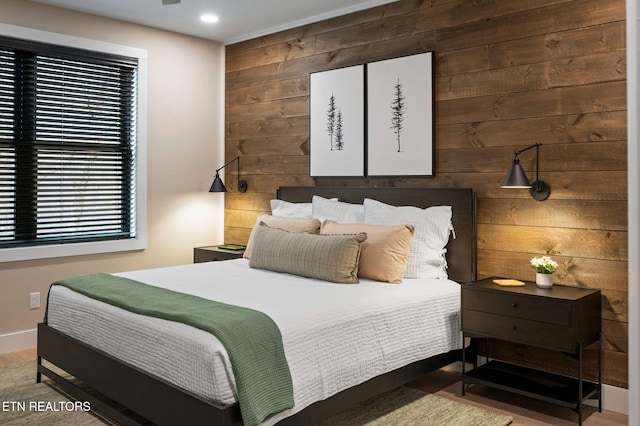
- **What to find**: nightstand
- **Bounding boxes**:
[461,278,601,425]
[193,245,245,263]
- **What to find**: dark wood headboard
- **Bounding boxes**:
[277,187,476,283]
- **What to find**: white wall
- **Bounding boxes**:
[0,0,225,352]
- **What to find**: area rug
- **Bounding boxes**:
[314,386,513,426]
[1,361,512,425]
[0,361,118,425]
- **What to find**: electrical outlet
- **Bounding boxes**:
[29,292,40,309]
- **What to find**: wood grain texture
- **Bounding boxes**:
[223,0,628,387]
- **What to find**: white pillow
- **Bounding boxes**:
[363,198,452,279]
[270,199,313,218]
[312,195,365,223]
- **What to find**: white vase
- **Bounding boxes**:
[536,272,554,288]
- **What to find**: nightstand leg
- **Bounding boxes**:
[484,337,489,367]
[578,343,583,426]
[598,337,603,412]
[461,334,466,396]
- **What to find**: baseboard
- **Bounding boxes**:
[0,329,37,354]
[587,382,629,416]
[445,360,629,416]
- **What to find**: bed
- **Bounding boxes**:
[37,186,477,426]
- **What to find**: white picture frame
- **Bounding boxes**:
[310,65,365,177]
[367,52,434,176]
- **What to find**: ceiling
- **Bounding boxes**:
[32,0,398,45]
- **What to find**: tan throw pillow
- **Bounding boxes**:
[249,223,366,284]
[244,214,321,259]
[321,220,414,284]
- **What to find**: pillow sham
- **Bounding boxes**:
[363,198,453,279]
[269,197,338,218]
[243,214,321,259]
[270,199,313,218]
[320,220,414,284]
[249,223,366,284]
[312,195,365,223]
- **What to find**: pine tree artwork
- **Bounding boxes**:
[326,93,345,150]
[310,64,365,177]
[390,78,406,152]
[326,93,337,150]
[335,109,344,150]
[366,52,433,177]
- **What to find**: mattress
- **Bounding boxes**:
[46,259,462,425]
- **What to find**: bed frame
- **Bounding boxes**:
[37,186,476,426]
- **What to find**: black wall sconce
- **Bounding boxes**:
[209,156,247,193]
[501,143,550,201]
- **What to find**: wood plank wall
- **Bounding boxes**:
[224,0,628,387]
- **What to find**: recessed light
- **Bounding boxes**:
[200,14,219,23]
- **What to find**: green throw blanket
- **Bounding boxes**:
[49,273,294,426]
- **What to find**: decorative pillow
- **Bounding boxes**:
[269,197,338,218]
[312,195,365,223]
[270,199,313,218]
[249,223,367,284]
[244,214,321,259]
[321,220,414,284]
[363,199,453,279]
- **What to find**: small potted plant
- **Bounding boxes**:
[530,255,558,288]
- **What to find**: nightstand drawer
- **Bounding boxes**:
[462,310,578,352]
[463,288,572,326]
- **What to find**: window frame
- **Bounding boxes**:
[0,24,147,262]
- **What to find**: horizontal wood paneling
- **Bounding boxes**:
[478,224,626,261]
[437,51,625,100]
[478,198,627,230]
[436,111,627,149]
[224,0,628,387]
[437,81,626,125]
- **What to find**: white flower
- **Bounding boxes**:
[530,256,558,274]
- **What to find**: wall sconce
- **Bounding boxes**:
[209,156,248,193]
[501,143,550,201]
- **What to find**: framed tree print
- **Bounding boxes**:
[367,52,434,176]
[310,65,365,177]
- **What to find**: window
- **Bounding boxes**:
[0,27,147,262]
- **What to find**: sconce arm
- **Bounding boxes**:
[215,156,240,174]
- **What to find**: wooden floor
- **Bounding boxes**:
[409,367,628,426]
[1,349,628,425]
[0,348,37,367]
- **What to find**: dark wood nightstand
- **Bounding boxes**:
[193,245,245,263]
[461,278,601,425]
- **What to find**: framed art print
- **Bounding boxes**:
[310,65,365,177]
[367,52,434,176]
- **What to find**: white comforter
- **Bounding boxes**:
[47,259,462,424]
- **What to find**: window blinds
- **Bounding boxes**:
[0,37,138,248]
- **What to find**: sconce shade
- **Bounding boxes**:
[501,159,531,188]
[209,172,227,192]
[208,156,248,193]
[501,144,550,201]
